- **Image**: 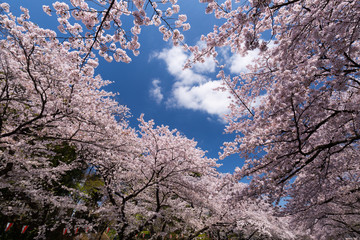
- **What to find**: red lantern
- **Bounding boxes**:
[5,223,13,232]
[21,225,29,234]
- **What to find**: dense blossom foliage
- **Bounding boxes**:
[191,0,360,238]
[93,114,220,239]
[95,116,296,239]
[0,5,135,238]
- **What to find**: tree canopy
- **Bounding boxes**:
[0,0,359,239]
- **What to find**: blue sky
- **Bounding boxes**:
[7,0,259,173]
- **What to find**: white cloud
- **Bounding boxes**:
[229,49,260,74]
[149,79,163,104]
[154,46,230,118]
[228,40,278,74]
[156,47,205,86]
[191,40,216,74]
[151,41,277,118]
[171,80,231,116]
[193,57,216,73]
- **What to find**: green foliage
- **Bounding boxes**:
[195,232,211,240]
[135,213,146,221]
[49,141,77,166]
[44,142,87,196]
[189,171,202,178]
[77,174,105,206]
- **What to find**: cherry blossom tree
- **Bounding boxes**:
[94,116,298,239]
[191,0,360,238]
[0,5,135,238]
[92,114,220,239]
[190,173,299,240]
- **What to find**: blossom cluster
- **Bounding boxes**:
[43,0,190,63]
